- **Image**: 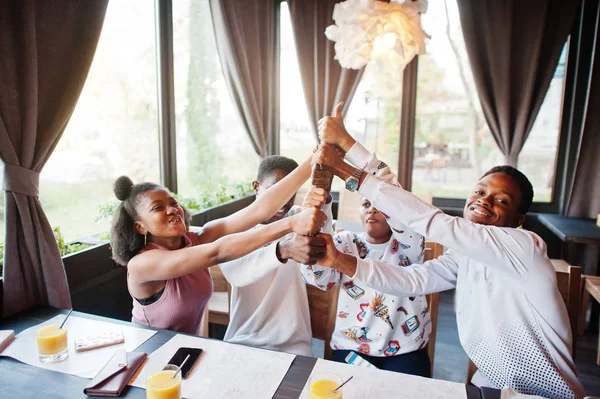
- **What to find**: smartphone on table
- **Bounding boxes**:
[165,347,203,379]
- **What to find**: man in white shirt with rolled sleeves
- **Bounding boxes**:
[309,102,585,399]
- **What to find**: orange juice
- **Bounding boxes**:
[309,379,343,399]
[146,370,181,399]
[36,325,68,363]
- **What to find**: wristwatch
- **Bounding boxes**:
[344,167,363,192]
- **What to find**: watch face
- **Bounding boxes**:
[345,176,359,192]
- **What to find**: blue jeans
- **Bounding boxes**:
[332,348,431,377]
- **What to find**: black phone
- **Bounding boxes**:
[165,347,203,379]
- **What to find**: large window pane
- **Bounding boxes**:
[279,3,317,166]
[413,1,565,202]
[39,1,160,242]
[518,46,568,202]
[345,61,403,181]
[413,0,503,199]
[173,0,260,198]
[279,2,403,193]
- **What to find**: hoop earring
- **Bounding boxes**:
[144,232,147,246]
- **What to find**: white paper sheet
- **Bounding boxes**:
[299,358,468,399]
[0,315,156,378]
[131,334,296,398]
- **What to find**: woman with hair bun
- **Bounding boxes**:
[110,160,326,335]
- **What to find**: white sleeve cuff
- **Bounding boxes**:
[345,142,371,168]
[350,257,372,283]
[358,174,384,199]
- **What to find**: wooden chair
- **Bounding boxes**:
[465,259,583,384]
[550,259,583,337]
[423,241,444,376]
[306,284,340,360]
[207,265,231,337]
[579,275,600,365]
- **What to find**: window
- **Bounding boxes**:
[413,1,566,203]
[518,45,568,202]
[279,2,403,193]
[39,1,160,242]
[413,0,503,200]
[279,2,318,167]
[173,0,260,198]
[345,59,403,184]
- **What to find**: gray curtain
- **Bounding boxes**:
[287,0,365,141]
[565,34,600,220]
[457,0,579,166]
[0,0,109,317]
[564,8,600,277]
[209,0,277,157]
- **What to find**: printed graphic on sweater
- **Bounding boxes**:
[342,326,372,342]
[357,303,369,322]
[352,234,369,259]
[398,240,411,250]
[401,315,420,336]
[398,254,411,267]
[343,281,365,300]
[370,293,393,329]
[358,343,370,355]
[384,340,401,357]
[391,239,399,254]
[338,311,349,319]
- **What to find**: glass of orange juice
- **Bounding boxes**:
[146,364,182,399]
[36,324,68,363]
[308,374,343,399]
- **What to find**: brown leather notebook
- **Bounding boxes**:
[84,350,147,397]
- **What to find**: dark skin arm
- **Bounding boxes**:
[315,233,358,276]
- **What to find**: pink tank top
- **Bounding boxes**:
[130,232,213,335]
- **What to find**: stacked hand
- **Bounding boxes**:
[291,207,327,236]
[302,187,328,209]
[277,235,326,265]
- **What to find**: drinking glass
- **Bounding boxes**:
[36,325,68,363]
[146,364,182,399]
[308,374,343,399]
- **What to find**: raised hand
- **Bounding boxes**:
[310,166,334,192]
[314,233,340,267]
[312,144,346,178]
[291,207,327,236]
[302,187,328,209]
[276,234,326,265]
[317,101,356,152]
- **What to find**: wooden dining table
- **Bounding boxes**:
[0,307,497,399]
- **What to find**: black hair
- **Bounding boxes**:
[481,165,534,214]
[109,176,192,266]
[256,155,298,183]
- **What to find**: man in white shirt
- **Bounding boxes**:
[309,103,585,399]
[220,155,333,356]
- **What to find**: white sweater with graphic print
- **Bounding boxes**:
[302,229,430,358]
[344,142,585,399]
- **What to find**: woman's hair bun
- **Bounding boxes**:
[113,176,134,201]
